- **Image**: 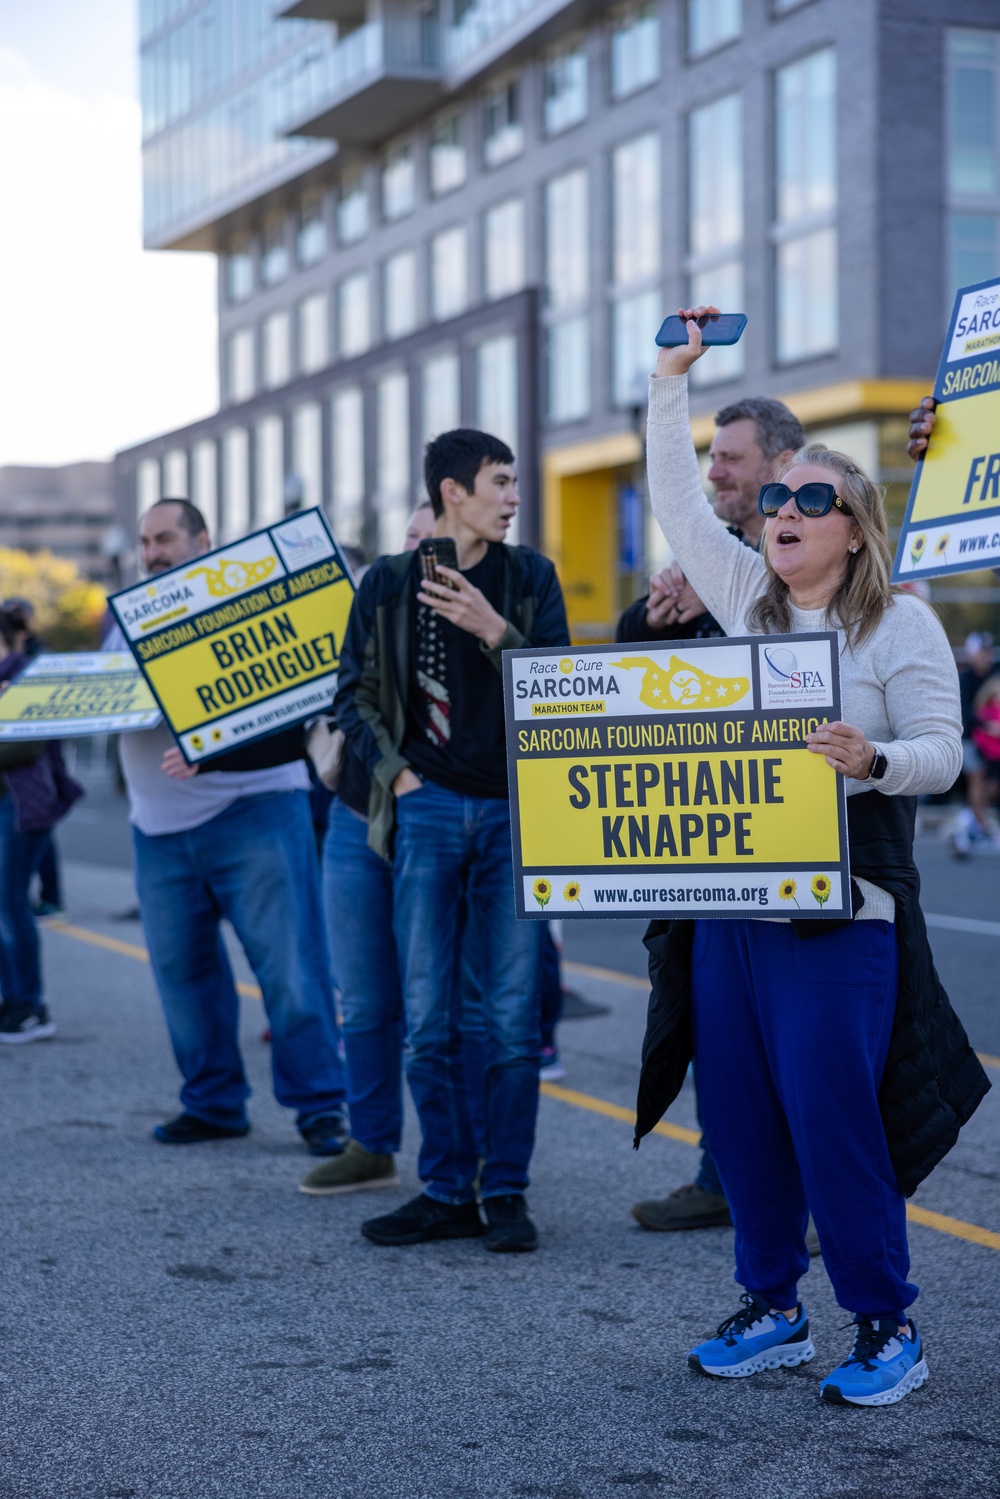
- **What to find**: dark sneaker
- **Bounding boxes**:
[299,1110,350,1157]
[300,1140,400,1195]
[152,1112,250,1144]
[820,1318,929,1407]
[31,900,63,918]
[539,1047,566,1082]
[483,1194,538,1253]
[632,1182,732,1231]
[688,1294,814,1378]
[361,1193,484,1246]
[0,1003,56,1044]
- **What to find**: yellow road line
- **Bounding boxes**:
[49,919,998,1251]
[47,920,262,1000]
[978,1051,1000,1071]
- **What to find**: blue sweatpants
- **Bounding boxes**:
[691,918,915,1323]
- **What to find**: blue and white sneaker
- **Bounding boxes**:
[820,1318,928,1406]
[687,1292,814,1378]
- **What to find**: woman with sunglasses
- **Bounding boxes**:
[636,307,988,1407]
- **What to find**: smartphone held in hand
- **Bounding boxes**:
[418,536,460,589]
[655,312,747,347]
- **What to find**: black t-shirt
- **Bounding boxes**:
[403,544,508,799]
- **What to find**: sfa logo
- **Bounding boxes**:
[763,646,825,691]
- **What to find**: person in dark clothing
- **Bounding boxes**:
[622,395,806,1236]
[333,429,569,1252]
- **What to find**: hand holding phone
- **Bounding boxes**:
[418,537,460,590]
[655,312,746,347]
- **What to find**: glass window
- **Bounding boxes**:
[689,93,743,256]
[613,133,661,285]
[376,371,410,552]
[228,328,255,403]
[611,4,660,100]
[331,387,365,546]
[546,169,589,308]
[260,215,289,286]
[430,113,467,195]
[949,213,1000,297]
[422,352,461,442]
[484,199,525,300]
[548,317,590,422]
[948,30,999,197]
[292,402,323,511]
[483,80,524,168]
[137,458,160,522]
[688,0,741,57]
[774,48,838,363]
[338,272,371,358]
[431,227,468,321]
[298,292,329,374]
[337,170,369,245]
[776,48,836,225]
[226,239,254,303]
[545,43,588,136]
[476,334,518,450]
[163,447,187,496]
[776,228,838,363]
[384,250,419,340]
[689,260,744,385]
[256,415,284,525]
[192,439,217,540]
[223,427,249,541]
[613,289,659,407]
[382,143,416,221]
[263,310,291,389]
[297,190,327,267]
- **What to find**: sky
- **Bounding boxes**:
[0,0,217,468]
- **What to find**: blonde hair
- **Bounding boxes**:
[973,675,1000,711]
[746,443,897,647]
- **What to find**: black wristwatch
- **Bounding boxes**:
[867,747,888,782]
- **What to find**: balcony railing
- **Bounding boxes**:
[284,15,443,145]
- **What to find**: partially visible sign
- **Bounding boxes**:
[503,633,849,920]
[893,275,1000,581]
[109,509,356,763]
[0,653,161,737]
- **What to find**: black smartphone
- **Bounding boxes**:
[655,312,747,347]
[418,536,460,589]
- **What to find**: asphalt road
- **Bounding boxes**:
[2,782,998,1499]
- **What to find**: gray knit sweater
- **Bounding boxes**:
[646,374,963,920]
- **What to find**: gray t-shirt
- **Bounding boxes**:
[105,626,308,836]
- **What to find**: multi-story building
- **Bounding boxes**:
[117,0,1000,640]
[0,462,119,585]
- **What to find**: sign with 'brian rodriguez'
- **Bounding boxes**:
[109,509,356,763]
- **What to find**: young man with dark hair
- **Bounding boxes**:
[334,429,569,1251]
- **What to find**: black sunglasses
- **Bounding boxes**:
[758,482,855,519]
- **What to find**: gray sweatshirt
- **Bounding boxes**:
[646,374,963,920]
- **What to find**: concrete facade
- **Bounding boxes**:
[0,462,118,584]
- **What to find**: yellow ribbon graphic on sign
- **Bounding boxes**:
[185,557,276,596]
[612,655,750,710]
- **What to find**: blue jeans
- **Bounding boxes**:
[322,799,405,1155]
[0,796,48,1009]
[393,780,542,1204]
[134,791,346,1130]
[693,918,913,1321]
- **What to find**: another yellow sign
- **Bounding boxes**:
[110,510,355,763]
[0,653,160,738]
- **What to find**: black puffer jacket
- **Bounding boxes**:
[634,790,990,1197]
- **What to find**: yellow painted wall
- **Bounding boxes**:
[546,468,618,642]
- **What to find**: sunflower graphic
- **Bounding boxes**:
[778,877,799,907]
[909,533,926,566]
[810,874,832,907]
[934,534,950,558]
[532,877,552,910]
[563,880,584,910]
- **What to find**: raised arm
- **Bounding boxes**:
[647,308,765,634]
